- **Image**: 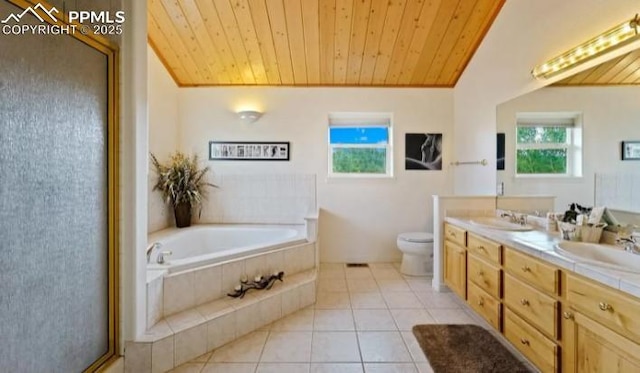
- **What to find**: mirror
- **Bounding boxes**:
[495,59,640,228]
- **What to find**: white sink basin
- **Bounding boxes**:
[469,217,534,232]
[554,241,640,273]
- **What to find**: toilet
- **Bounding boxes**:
[396,232,434,276]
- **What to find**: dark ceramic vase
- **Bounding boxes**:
[174,202,192,228]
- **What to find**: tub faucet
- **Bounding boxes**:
[157,250,173,264]
[146,242,161,263]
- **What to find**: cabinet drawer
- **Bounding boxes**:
[566,274,640,341]
[467,254,501,299]
[444,223,466,246]
[467,281,501,330]
[504,247,558,295]
[504,308,558,373]
[467,233,501,264]
[504,273,558,338]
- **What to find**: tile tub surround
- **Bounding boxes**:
[147,243,316,322]
[198,174,317,226]
[148,174,317,234]
[128,270,317,373]
[147,242,317,324]
[155,263,536,373]
[444,216,640,297]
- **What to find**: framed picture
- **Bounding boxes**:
[209,141,290,161]
[405,133,442,170]
[497,133,505,170]
[622,141,640,160]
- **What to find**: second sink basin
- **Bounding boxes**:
[554,241,640,273]
[469,217,533,232]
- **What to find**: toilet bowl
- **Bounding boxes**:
[397,232,434,276]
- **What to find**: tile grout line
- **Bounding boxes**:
[179,264,442,373]
[349,279,367,370]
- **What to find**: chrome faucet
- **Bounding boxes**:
[500,211,515,221]
[146,242,162,263]
[617,237,640,255]
[501,211,527,225]
[157,250,173,264]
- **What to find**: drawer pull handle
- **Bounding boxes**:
[477,271,484,277]
[598,302,612,312]
[520,299,529,306]
[478,245,486,251]
[449,232,457,238]
[521,265,531,272]
[477,298,484,306]
[520,338,530,346]
[563,311,574,320]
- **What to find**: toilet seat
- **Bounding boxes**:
[398,232,433,243]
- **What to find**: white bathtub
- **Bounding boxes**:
[147,224,307,273]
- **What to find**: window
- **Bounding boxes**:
[328,113,393,177]
[515,114,582,177]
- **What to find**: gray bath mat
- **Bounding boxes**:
[412,324,532,373]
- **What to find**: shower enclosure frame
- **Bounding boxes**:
[5,0,121,371]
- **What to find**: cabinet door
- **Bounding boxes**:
[444,241,466,299]
[562,308,640,373]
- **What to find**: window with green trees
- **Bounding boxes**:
[328,125,392,176]
[515,118,581,176]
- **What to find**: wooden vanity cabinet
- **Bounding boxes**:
[505,308,558,373]
[444,240,467,299]
[504,247,558,294]
[444,223,640,373]
[467,254,501,299]
[444,223,466,247]
[502,249,559,373]
[504,273,558,339]
[467,232,501,264]
[562,274,640,373]
[467,280,501,330]
[562,308,640,373]
[443,223,467,300]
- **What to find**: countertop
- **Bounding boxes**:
[444,216,640,298]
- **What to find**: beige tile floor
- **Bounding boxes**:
[169,263,531,373]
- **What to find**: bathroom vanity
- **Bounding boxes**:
[443,219,640,373]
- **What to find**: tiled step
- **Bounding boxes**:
[147,241,317,328]
[126,269,317,373]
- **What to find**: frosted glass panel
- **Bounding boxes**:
[0,2,109,371]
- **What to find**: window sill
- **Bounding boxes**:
[513,174,584,182]
[325,174,396,184]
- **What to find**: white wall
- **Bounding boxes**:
[121,0,148,342]
[453,0,640,195]
[176,87,454,262]
[147,47,179,233]
[497,86,640,211]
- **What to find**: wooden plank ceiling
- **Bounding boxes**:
[148,0,505,87]
[554,49,640,86]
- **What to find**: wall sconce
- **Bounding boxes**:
[237,110,263,124]
[532,14,640,79]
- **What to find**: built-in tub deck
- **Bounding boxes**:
[126,219,319,372]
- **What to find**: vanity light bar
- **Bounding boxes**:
[532,14,640,79]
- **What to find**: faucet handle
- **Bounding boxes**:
[157,250,172,264]
[518,214,527,225]
[146,242,162,264]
